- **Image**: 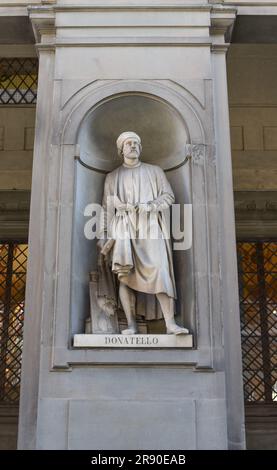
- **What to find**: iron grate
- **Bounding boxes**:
[0,58,38,105]
[0,242,28,403]
[237,241,277,403]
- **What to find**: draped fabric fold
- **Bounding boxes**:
[99,161,177,320]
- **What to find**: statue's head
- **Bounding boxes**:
[116,131,142,161]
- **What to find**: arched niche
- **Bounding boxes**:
[68,83,205,338]
[78,93,189,172]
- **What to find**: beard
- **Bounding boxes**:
[124,150,139,159]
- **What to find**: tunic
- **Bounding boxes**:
[101,161,177,300]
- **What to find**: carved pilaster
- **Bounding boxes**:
[186,144,205,165]
[185,144,216,167]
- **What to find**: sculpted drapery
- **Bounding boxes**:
[101,162,177,299]
[96,131,188,335]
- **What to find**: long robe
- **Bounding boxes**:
[101,162,177,301]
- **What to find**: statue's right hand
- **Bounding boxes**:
[114,195,135,213]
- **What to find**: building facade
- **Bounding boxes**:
[0,0,276,450]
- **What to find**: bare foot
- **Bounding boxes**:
[167,324,189,335]
[121,327,137,335]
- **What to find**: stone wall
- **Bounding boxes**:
[0,405,18,450]
[0,107,35,190]
[228,44,277,191]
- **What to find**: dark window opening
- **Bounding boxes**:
[0,242,28,403]
[237,240,277,403]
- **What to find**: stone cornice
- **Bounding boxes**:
[51,37,212,47]
[215,1,277,5]
[210,4,237,40]
[209,5,237,52]
[211,43,230,52]
[234,191,277,214]
[28,2,238,50]
[53,2,212,12]
[211,13,237,35]
[234,191,277,237]
[0,190,31,213]
[28,5,55,45]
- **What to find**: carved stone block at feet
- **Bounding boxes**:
[167,324,189,335]
[121,327,138,335]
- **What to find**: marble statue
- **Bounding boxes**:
[97,131,188,335]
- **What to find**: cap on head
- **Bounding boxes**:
[116,131,141,157]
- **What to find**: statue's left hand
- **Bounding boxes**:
[136,202,157,213]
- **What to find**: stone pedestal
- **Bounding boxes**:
[18,1,245,450]
[74,334,193,348]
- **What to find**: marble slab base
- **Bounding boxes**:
[74,334,193,348]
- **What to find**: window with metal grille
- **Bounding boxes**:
[0,242,28,403]
[0,58,38,105]
[237,240,277,403]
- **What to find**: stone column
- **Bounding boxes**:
[211,10,246,450]
[17,10,56,449]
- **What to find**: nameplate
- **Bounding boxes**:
[73,334,193,348]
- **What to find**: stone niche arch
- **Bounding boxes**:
[57,79,208,345]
